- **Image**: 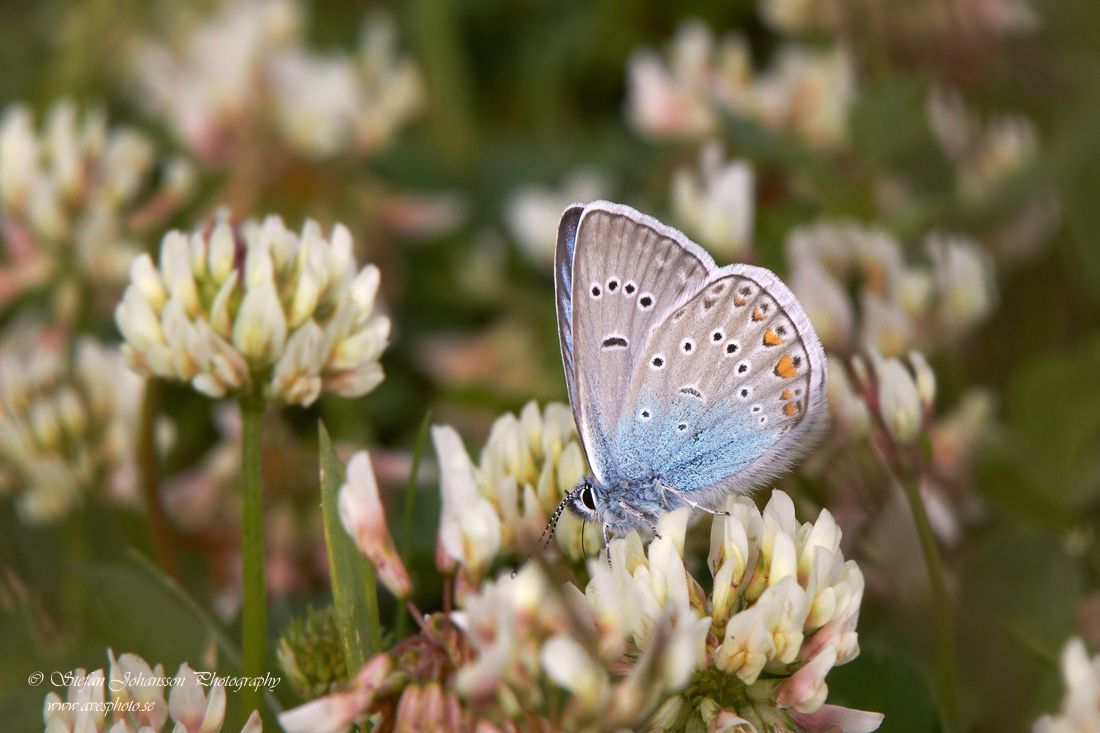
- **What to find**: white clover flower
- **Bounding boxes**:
[671,142,755,261]
[625,21,722,139]
[926,233,997,338]
[784,219,997,357]
[43,650,262,733]
[747,45,856,150]
[0,334,141,524]
[0,100,193,320]
[1034,638,1100,733]
[115,214,389,406]
[431,402,598,578]
[503,170,607,265]
[129,1,420,162]
[927,88,1039,203]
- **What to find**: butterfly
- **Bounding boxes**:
[546,201,828,547]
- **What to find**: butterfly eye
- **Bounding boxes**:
[581,487,596,511]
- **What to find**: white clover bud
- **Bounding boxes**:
[117,216,389,406]
[874,353,923,445]
[339,451,413,599]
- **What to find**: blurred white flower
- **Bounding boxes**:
[785,220,997,356]
[116,214,389,406]
[626,22,856,149]
[503,170,607,265]
[130,1,420,163]
[625,21,721,139]
[671,142,755,260]
[746,45,856,150]
[0,100,193,320]
[928,88,1038,203]
[339,450,413,599]
[1034,638,1100,733]
[926,233,997,338]
[0,333,141,524]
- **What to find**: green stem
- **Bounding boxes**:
[238,394,266,720]
[137,379,179,580]
[900,475,959,729]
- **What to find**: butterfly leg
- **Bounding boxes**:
[617,501,662,539]
[603,523,613,568]
[661,484,731,517]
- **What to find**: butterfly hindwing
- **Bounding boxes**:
[563,202,714,484]
[613,264,828,507]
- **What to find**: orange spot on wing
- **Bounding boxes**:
[763,328,783,346]
[752,308,765,321]
[785,401,801,417]
[781,389,793,400]
[775,354,798,378]
[734,297,747,306]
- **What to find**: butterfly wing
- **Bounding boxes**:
[612,263,829,507]
[555,201,714,485]
[554,203,585,434]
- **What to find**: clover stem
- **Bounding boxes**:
[239,391,267,719]
[900,472,959,730]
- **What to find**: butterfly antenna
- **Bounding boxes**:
[513,490,575,579]
[539,490,574,548]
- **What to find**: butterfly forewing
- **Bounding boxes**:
[562,202,713,483]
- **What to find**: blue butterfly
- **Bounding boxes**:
[548,201,828,546]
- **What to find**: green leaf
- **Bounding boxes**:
[319,421,382,674]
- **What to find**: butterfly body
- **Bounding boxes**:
[554,201,828,542]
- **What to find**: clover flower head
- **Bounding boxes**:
[130,1,420,162]
[784,220,997,356]
[432,402,597,582]
[0,333,141,523]
[115,213,389,406]
[927,88,1039,204]
[0,99,192,320]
